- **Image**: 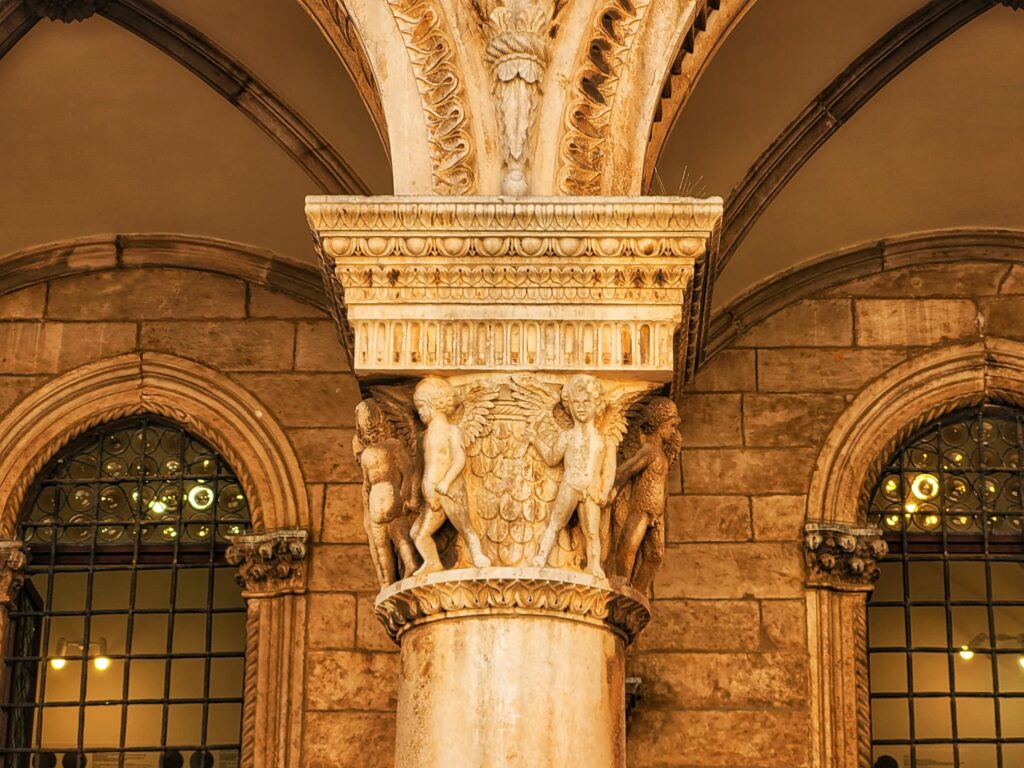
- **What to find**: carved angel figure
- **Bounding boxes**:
[352,397,421,587]
[609,397,682,593]
[513,374,650,577]
[411,376,498,573]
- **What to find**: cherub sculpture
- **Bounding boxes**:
[352,397,420,587]
[512,374,650,577]
[410,376,497,573]
[609,397,682,593]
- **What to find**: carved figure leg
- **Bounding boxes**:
[441,491,491,568]
[412,504,448,575]
[367,519,396,587]
[632,518,665,595]
[390,515,419,579]
[531,485,584,568]
[579,499,606,579]
[612,508,649,579]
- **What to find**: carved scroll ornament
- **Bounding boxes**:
[558,0,653,194]
[804,522,888,592]
[354,373,683,595]
[0,539,27,606]
[385,0,476,194]
[226,529,309,598]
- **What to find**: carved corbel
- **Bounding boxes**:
[25,0,108,22]
[0,539,27,606]
[226,529,309,598]
[804,521,888,592]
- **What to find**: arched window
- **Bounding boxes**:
[1,417,251,767]
[867,405,1024,768]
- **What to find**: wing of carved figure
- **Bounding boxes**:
[599,384,659,447]
[454,380,500,448]
[368,383,421,457]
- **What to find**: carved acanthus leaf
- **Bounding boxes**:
[374,569,650,643]
[226,529,309,598]
[483,0,549,195]
[804,522,888,592]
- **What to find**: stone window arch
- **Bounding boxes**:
[864,404,1024,767]
[804,339,1024,768]
[2,415,252,766]
[0,354,311,768]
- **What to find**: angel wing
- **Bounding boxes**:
[367,383,420,457]
[453,380,500,448]
[598,384,658,448]
[509,374,569,435]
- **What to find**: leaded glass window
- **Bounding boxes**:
[1,416,251,767]
[867,405,1024,768]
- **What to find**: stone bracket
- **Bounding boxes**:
[226,528,309,598]
[804,521,887,592]
[0,538,27,606]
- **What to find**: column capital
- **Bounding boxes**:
[0,538,27,606]
[375,568,650,644]
[804,521,888,593]
[226,529,309,598]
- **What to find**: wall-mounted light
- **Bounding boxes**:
[49,638,110,671]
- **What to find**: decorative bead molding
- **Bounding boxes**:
[226,529,309,598]
[384,0,476,194]
[306,196,722,382]
[0,539,26,606]
[374,568,650,644]
[804,522,887,592]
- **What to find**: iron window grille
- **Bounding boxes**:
[867,405,1024,768]
[0,416,251,768]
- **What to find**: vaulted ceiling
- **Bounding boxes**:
[1,0,1021,311]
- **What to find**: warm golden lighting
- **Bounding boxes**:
[958,645,975,661]
[93,656,111,671]
[904,501,918,514]
[923,515,939,528]
[1018,656,1024,670]
[884,514,901,528]
[49,657,66,670]
[911,473,940,501]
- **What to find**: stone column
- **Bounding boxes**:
[226,529,309,768]
[306,197,722,768]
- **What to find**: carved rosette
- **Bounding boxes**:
[305,196,723,385]
[375,568,649,643]
[804,522,888,592]
[0,539,27,606]
[226,529,309,598]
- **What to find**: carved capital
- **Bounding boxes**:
[0,539,27,606]
[375,568,650,643]
[804,522,888,592]
[226,529,309,598]
[306,196,722,384]
[25,0,108,22]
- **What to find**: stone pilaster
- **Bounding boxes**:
[307,195,721,768]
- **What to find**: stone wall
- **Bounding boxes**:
[0,257,1021,765]
[626,257,1022,768]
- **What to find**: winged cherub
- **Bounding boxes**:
[352,397,420,587]
[513,374,650,577]
[609,397,682,593]
[411,376,497,574]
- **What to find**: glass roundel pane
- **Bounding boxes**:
[19,416,250,547]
